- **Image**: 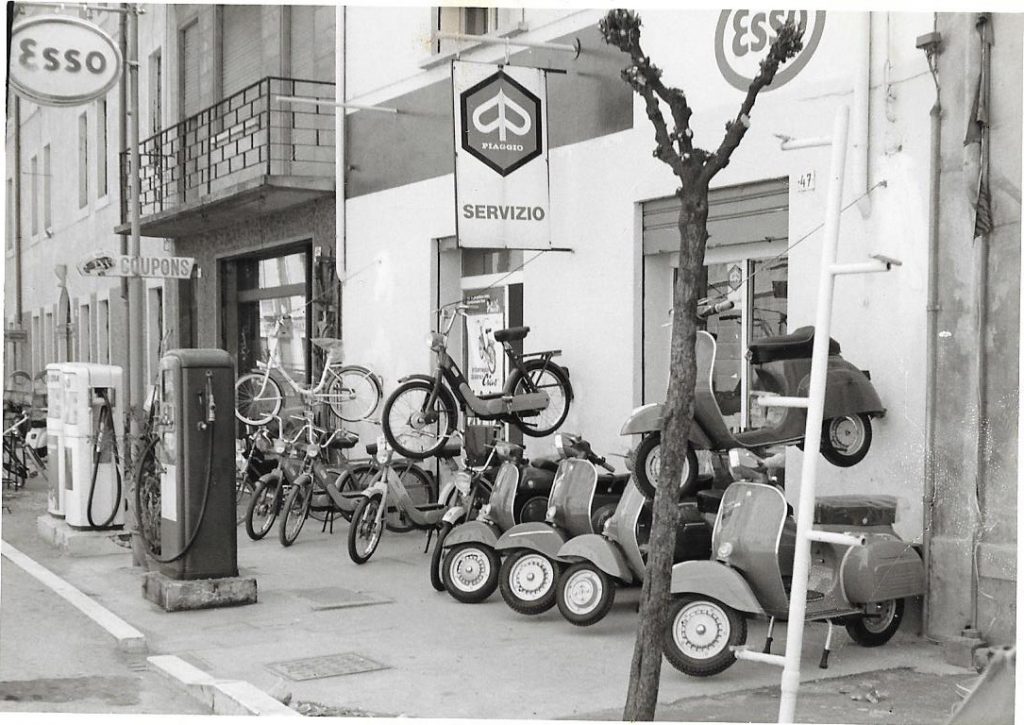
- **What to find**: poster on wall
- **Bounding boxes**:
[466,312,505,394]
[453,60,551,249]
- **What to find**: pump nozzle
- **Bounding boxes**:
[204,372,216,423]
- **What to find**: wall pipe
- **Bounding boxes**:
[853,12,872,217]
[918,21,942,638]
[14,97,23,324]
[335,5,346,282]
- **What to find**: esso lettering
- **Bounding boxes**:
[18,37,108,75]
[731,10,807,57]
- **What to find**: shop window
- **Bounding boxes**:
[80,304,92,362]
[97,300,110,364]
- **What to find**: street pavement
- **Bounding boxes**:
[0,473,982,721]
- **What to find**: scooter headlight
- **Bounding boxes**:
[273,440,287,454]
[554,434,567,458]
[478,503,492,520]
[306,443,321,458]
[546,505,557,522]
[454,471,472,496]
[717,541,733,560]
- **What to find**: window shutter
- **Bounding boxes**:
[221,5,263,98]
[181,23,200,118]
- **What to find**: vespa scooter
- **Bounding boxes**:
[554,476,714,626]
[494,434,630,616]
[663,448,924,678]
[434,440,558,603]
[622,299,885,498]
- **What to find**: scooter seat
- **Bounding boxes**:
[696,488,725,514]
[814,495,897,527]
[328,432,359,450]
[493,326,530,343]
[746,326,840,365]
[529,455,559,472]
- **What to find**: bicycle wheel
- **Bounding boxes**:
[245,476,282,541]
[382,379,458,460]
[235,373,283,426]
[235,476,255,525]
[325,365,382,422]
[384,461,435,533]
[279,477,313,547]
[134,437,163,556]
[508,360,572,437]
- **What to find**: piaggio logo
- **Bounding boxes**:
[460,70,542,177]
[715,10,825,92]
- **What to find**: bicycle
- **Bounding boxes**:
[234,312,382,426]
[381,298,573,459]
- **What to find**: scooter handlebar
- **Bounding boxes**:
[696,298,736,320]
[591,453,615,473]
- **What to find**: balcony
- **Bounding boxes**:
[117,77,335,238]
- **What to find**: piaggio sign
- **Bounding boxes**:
[715,10,825,92]
[10,15,123,107]
[453,61,551,250]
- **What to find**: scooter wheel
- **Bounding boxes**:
[845,598,904,647]
[443,542,500,603]
[663,595,746,677]
[821,413,873,467]
[633,433,698,501]
[429,522,452,592]
[499,550,559,615]
[556,562,616,627]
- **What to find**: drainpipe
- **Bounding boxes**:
[119,6,129,303]
[14,97,23,325]
[853,12,872,217]
[916,24,942,638]
[335,5,346,282]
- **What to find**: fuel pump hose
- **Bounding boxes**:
[86,394,123,529]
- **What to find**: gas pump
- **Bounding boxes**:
[62,363,125,529]
[153,349,237,580]
[45,364,67,517]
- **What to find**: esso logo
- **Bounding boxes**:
[10,15,122,107]
[715,10,825,92]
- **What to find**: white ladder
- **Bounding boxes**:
[729,105,900,723]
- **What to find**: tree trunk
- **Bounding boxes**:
[623,188,709,720]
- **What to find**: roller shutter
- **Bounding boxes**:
[289,6,315,80]
[221,5,262,98]
[181,21,200,118]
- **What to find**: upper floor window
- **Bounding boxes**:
[6,178,13,250]
[96,99,108,198]
[434,7,522,54]
[78,112,89,208]
[30,154,39,236]
[43,144,51,231]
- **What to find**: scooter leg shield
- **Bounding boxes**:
[495,522,567,560]
[670,560,766,616]
[619,403,665,436]
[556,534,635,583]
[443,520,500,549]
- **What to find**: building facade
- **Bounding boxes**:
[4,6,1019,646]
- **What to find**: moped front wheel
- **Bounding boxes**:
[279,478,313,547]
[508,361,572,438]
[633,433,698,501]
[821,413,873,467]
[499,550,559,615]
[663,595,746,677]
[235,373,283,426]
[845,598,904,646]
[382,379,458,460]
[245,477,281,541]
[348,495,384,564]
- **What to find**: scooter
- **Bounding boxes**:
[434,440,559,603]
[623,298,885,498]
[494,434,630,616]
[554,475,714,626]
[663,448,924,678]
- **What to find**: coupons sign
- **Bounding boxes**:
[453,61,551,249]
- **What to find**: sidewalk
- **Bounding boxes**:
[1,477,980,721]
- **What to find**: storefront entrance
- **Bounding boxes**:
[642,178,789,433]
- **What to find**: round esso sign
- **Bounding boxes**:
[10,15,122,107]
[715,10,825,93]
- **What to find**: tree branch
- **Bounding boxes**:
[702,19,804,182]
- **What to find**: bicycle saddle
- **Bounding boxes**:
[328,431,359,450]
[746,326,840,365]
[493,326,530,343]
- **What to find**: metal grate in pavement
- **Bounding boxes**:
[267,652,389,681]
[291,586,391,611]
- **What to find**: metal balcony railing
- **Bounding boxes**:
[121,77,335,222]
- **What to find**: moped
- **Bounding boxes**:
[433,440,559,603]
[381,298,572,460]
[623,298,885,498]
[554,476,714,626]
[347,437,491,565]
[663,448,924,678]
[494,434,630,616]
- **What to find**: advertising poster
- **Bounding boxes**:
[465,312,505,394]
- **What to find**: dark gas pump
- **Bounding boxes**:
[150,349,237,580]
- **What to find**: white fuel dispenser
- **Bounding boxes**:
[45,363,67,517]
[62,363,126,529]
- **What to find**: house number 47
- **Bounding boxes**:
[796,170,816,192]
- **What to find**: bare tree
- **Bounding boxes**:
[598,10,805,720]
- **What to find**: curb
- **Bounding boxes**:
[1,539,147,653]
[148,655,299,717]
